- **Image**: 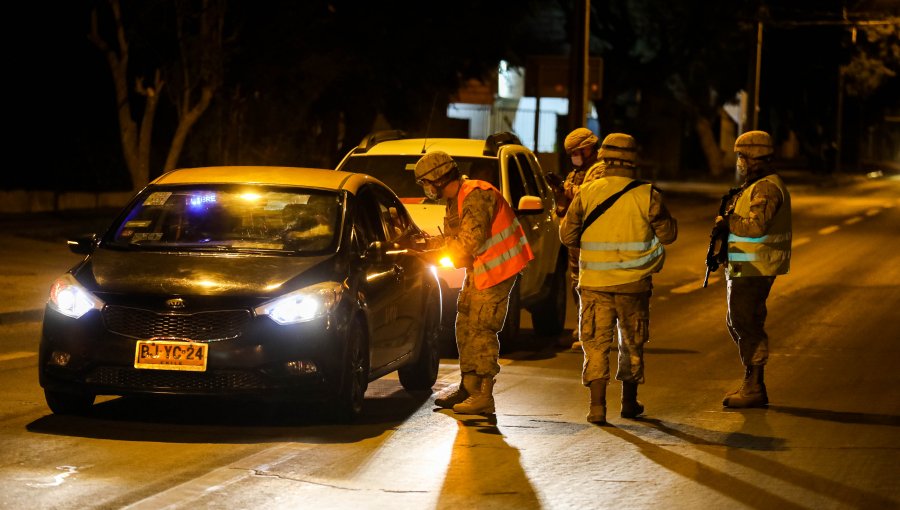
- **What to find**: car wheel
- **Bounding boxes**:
[44,389,95,415]
[498,278,522,353]
[331,317,368,422]
[399,288,441,392]
[531,253,567,338]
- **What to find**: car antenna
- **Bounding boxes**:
[421,92,438,154]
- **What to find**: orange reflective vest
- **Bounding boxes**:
[458,180,534,290]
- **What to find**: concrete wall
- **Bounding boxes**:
[0,190,134,214]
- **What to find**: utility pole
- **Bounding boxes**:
[751,19,763,131]
[570,0,590,131]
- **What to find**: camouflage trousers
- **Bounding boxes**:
[567,247,581,305]
[726,276,775,366]
[455,273,517,377]
[579,289,650,386]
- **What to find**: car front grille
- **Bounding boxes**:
[102,306,250,342]
[87,367,269,392]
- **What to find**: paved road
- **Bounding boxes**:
[0,173,898,509]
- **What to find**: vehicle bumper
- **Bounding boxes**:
[38,306,347,401]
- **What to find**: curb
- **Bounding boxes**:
[0,309,44,325]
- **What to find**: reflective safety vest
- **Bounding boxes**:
[459,180,534,290]
[578,176,665,287]
[727,174,792,277]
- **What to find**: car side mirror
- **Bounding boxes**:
[516,195,544,215]
[67,234,98,255]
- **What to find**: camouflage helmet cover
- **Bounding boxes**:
[734,130,774,159]
[564,128,599,154]
[597,133,638,163]
[414,151,457,183]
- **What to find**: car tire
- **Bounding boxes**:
[44,389,95,415]
[499,278,522,353]
[330,316,368,422]
[399,288,441,392]
[530,252,568,338]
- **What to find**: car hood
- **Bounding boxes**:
[83,248,333,296]
[400,201,446,237]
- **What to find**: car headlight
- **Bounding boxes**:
[48,274,104,319]
[255,281,342,325]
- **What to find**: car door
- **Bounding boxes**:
[354,185,422,370]
[501,148,547,294]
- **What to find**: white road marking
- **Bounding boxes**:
[818,225,840,235]
[793,237,811,247]
[0,351,36,362]
[843,216,863,225]
[865,208,881,216]
[23,465,79,488]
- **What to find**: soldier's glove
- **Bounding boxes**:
[545,172,564,191]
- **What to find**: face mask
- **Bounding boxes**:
[423,183,440,201]
[571,154,584,168]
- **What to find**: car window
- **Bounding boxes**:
[341,156,422,198]
[505,153,527,208]
[341,154,501,199]
[515,152,541,198]
[106,186,341,253]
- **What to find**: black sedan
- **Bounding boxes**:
[39,166,442,420]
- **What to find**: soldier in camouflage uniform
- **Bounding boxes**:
[552,128,602,349]
[560,133,678,424]
[717,130,792,408]
[414,151,534,416]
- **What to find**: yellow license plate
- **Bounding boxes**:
[134,338,208,372]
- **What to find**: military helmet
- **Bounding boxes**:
[564,128,599,155]
[597,133,638,163]
[414,151,457,184]
[734,130,774,159]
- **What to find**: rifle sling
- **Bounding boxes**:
[579,180,649,239]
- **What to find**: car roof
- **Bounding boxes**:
[355,138,500,158]
[151,166,380,194]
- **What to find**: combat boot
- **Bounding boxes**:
[453,376,496,415]
[434,372,476,409]
[723,366,752,401]
[620,381,644,418]
[723,365,768,408]
[586,379,607,424]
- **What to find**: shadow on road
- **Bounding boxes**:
[605,416,897,509]
[768,404,900,427]
[26,382,431,445]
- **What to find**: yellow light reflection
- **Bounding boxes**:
[240,192,262,202]
[439,256,454,268]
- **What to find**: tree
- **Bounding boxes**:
[89,0,224,191]
[588,0,755,177]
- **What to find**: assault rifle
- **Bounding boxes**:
[702,186,741,288]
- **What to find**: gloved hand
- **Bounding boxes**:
[545,172,564,191]
[412,248,446,266]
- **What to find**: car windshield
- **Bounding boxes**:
[341,155,500,198]
[105,185,342,254]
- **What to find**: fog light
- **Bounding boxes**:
[285,360,318,375]
[50,351,71,367]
